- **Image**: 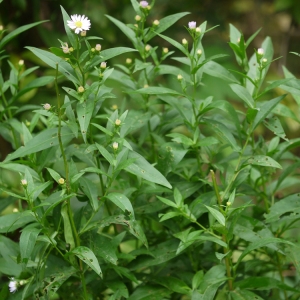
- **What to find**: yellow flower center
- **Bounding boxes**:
[75,21,82,28]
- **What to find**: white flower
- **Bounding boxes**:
[177,74,183,81]
[113,142,119,150]
[21,179,28,186]
[9,279,18,293]
[61,42,70,54]
[43,103,51,110]
[257,48,264,56]
[188,21,196,29]
[95,44,101,51]
[140,1,148,8]
[100,62,107,69]
[67,15,91,34]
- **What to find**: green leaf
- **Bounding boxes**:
[203,61,239,83]
[167,133,194,146]
[46,167,62,183]
[155,276,191,294]
[246,155,282,169]
[61,204,75,250]
[68,246,102,276]
[125,151,172,189]
[157,33,189,56]
[95,143,114,165]
[235,238,295,269]
[205,206,225,226]
[60,6,77,48]
[4,127,73,162]
[128,285,171,300]
[144,12,190,42]
[77,98,94,143]
[230,84,255,108]
[230,288,264,300]
[0,20,48,49]
[159,211,181,222]
[264,116,288,140]
[105,15,136,44]
[0,211,35,233]
[135,86,183,95]
[20,227,40,264]
[26,47,80,85]
[265,194,300,223]
[79,177,99,211]
[192,270,204,290]
[93,234,118,265]
[106,193,135,217]
[251,94,286,131]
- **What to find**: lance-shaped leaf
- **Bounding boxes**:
[205,206,226,226]
[245,155,282,169]
[106,193,135,217]
[20,227,41,264]
[77,98,94,143]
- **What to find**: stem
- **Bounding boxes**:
[276,252,288,300]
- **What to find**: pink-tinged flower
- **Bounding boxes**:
[9,279,18,293]
[188,21,197,29]
[67,14,91,34]
[257,48,264,56]
[140,1,148,8]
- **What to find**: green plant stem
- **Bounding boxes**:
[210,170,233,291]
[55,64,87,298]
[276,252,288,300]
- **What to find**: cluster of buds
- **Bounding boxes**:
[61,42,73,54]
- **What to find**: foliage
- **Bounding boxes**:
[0,1,300,299]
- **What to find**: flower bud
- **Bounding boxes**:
[262,58,268,63]
[135,15,141,22]
[61,42,70,54]
[197,49,202,56]
[196,27,201,34]
[144,84,149,88]
[58,178,65,185]
[80,30,87,37]
[145,44,151,52]
[91,48,95,53]
[12,208,19,213]
[257,48,264,56]
[0,25,3,31]
[163,47,169,54]
[111,104,118,110]
[78,86,85,93]
[140,1,148,8]
[188,21,196,29]
[153,20,160,26]
[18,60,24,66]
[43,103,51,110]
[100,62,107,69]
[115,119,121,126]
[69,47,74,52]
[126,58,132,64]
[112,142,119,150]
[95,44,101,51]
[226,201,232,206]
[21,179,28,186]
[182,38,188,46]
[177,74,183,81]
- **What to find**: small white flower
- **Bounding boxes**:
[100,62,107,69]
[140,1,148,8]
[182,38,188,45]
[257,48,264,56]
[145,44,151,52]
[43,103,51,110]
[61,42,70,54]
[196,27,201,33]
[67,14,91,34]
[135,15,141,22]
[262,58,268,63]
[113,142,119,150]
[18,60,24,66]
[21,179,28,186]
[177,74,183,81]
[115,119,121,126]
[163,47,169,54]
[95,44,101,51]
[197,49,202,56]
[188,21,196,29]
[153,20,159,26]
[9,279,18,293]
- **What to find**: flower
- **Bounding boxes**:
[163,47,169,54]
[9,279,18,293]
[21,179,28,186]
[18,60,24,66]
[140,1,148,8]
[12,208,19,213]
[78,86,85,93]
[196,27,201,34]
[197,49,202,56]
[257,48,264,56]
[61,42,70,54]
[153,20,160,26]
[135,15,141,22]
[67,14,91,34]
[182,38,188,45]
[100,62,107,69]
[145,44,151,52]
[95,44,101,51]
[43,103,51,110]
[126,58,132,64]
[262,58,268,63]
[58,178,65,185]
[112,142,119,150]
[115,119,121,126]
[177,74,183,81]
[188,21,197,29]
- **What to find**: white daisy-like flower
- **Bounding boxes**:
[9,278,18,293]
[67,14,91,34]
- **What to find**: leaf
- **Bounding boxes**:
[95,143,114,165]
[93,234,118,265]
[246,155,282,169]
[167,133,194,146]
[79,177,99,211]
[125,151,172,189]
[234,238,295,269]
[60,6,77,48]
[128,285,171,300]
[264,116,288,141]
[0,211,35,233]
[26,47,80,85]
[135,86,183,95]
[46,167,62,182]
[157,33,189,56]
[106,193,135,217]
[61,204,75,250]
[20,228,40,264]
[230,288,264,300]
[144,12,190,42]
[154,276,191,294]
[251,94,286,131]
[203,61,239,83]
[77,98,94,143]
[205,206,225,226]
[230,84,254,108]
[68,246,102,276]
[0,20,48,49]
[265,194,300,223]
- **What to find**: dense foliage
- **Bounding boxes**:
[0,1,300,299]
